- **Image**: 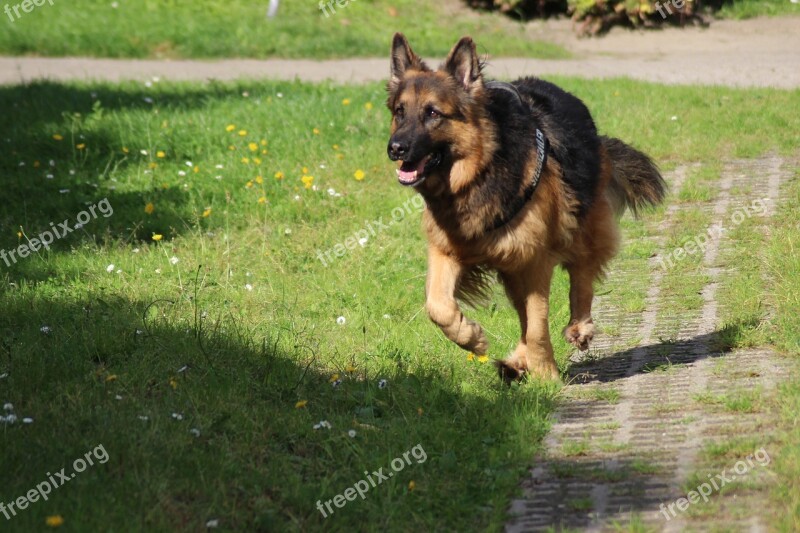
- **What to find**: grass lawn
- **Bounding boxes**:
[0,77,798,531]
[716,0,800,19]
[0,0,569,60]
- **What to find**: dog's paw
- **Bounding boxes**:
[495,358,526,385]
[461,323,488,355]
[563,319,596,351]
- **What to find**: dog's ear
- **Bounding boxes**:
[390,33,422,89]
[443,36,483,93]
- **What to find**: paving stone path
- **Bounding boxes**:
[506,155,795,532]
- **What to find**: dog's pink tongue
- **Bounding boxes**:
[397,159,426,184]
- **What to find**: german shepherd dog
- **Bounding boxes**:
[385,33,666,382]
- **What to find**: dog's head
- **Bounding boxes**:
[386,33,488,195]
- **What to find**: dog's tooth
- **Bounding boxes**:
[412,171,418,178]
[396,169,401,176]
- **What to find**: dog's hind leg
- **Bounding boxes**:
[563,191,620,351]
[425,245,488,355]
[563,262,599,351]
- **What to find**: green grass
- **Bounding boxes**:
[0,77,798,531]
[713,159,800,530]
[0,0,569,60]
[716,0,800,19]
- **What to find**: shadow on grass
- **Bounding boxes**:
[0,81,262,281]
[0,287,557,531]
[567,321,752,384]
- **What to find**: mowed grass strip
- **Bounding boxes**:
[0,79,798,530]
[0,0,569,60]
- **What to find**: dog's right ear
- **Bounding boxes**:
[389,33,423,90]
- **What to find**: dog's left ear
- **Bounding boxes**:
[443,37,482,93]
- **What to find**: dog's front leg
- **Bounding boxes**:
[425,245,488,354]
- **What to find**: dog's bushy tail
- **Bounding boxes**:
[601,136,667,218]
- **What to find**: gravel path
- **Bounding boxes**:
[505,155,795,532]
[1,17,799,88]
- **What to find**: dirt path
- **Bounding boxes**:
[505,156,795,531]
[1,17,799,88]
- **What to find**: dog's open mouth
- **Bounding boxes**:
[396,152,441,187]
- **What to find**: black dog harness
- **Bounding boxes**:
[484,81,550,232]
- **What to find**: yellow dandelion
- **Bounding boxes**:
[345,365,356,373]
[477,355,490,363]
[16,231,22,238]
[335,153,345,160]
[76,143,86,150]
[274,171,284,180]
[354,169,365,181]
[226,124,236,132]
[241,157,250,164]
[248,142,258,152]
[255,175,263,184]
[295,400,308,409]
[408,480,416,491]
[467,353,475,361]
[342,98,351,106]
[301,175,314,189]
[260,139,268,146]
[245,180,253,188]
[258,196,267,204]
[417,407,423,416]
[105,374,118,382]
[148,162,158,169]
[202,208,212,218]
[193,166,199,173]
[228,145,236,151]
[332,144,340,150]
[156,150,165,158]
[52,134,64,141]
[144,202,155,215]
[45,515,64,527]
[302,166,309,174]
[253,157,262,165]
[329,373,340,383]
[261,149,268,155]
[238,129,247,136]
[312,128,320,135]
[365,102,373,110]
[122,147,129,154]
[152,233,163,241]
[169,377,178,390]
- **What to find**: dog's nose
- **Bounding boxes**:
[388,141,408,161]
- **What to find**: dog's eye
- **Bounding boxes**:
[426,107,440,119]
[395,105,405,118]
